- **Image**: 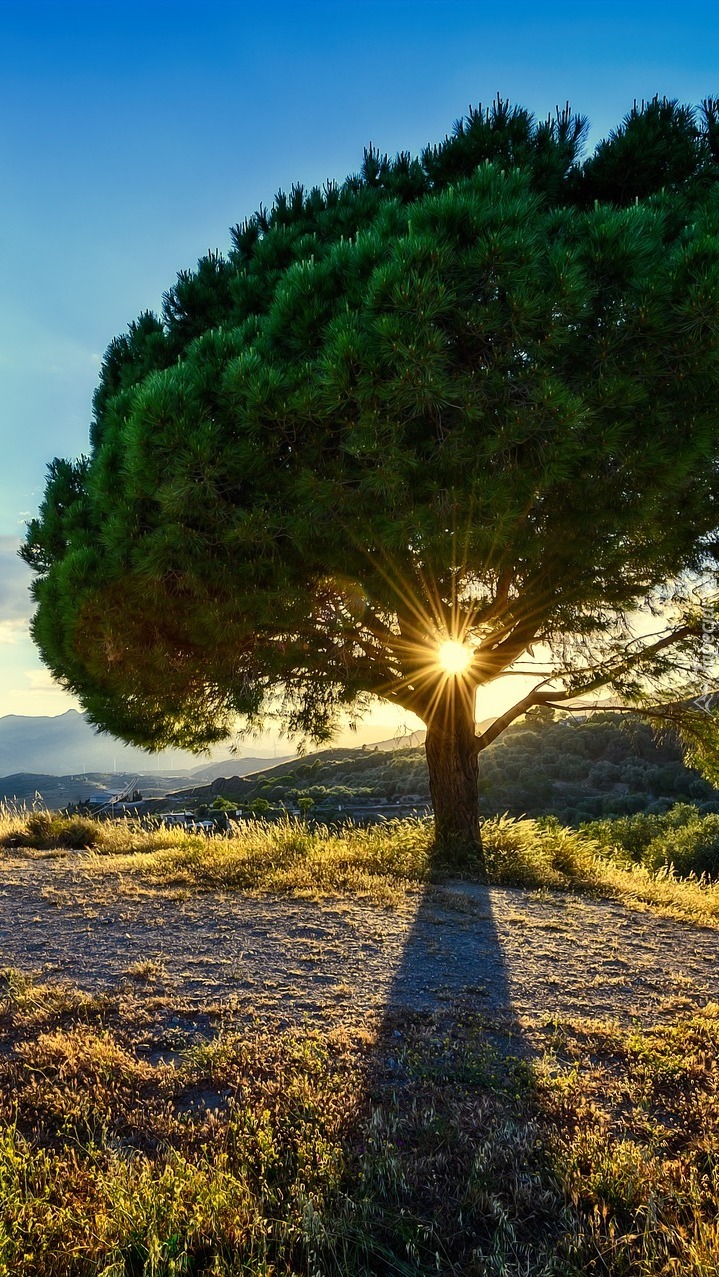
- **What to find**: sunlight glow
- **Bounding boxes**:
[437,640,473,676]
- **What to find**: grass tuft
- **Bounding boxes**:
[6,806,719,924]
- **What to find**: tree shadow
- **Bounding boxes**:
[378,878,515,1024]
[326,876,573,1275]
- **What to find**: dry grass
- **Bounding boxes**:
[0,970,562,1275]
[95,817,435,906]
[482,814,719,930]
[6,806,719,926]
[1,970,719,1273]
[0,806,208,855]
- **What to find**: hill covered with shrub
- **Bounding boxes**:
[476,711,719,822]
[185,712,719,825]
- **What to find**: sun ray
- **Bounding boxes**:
[438,640,473,676]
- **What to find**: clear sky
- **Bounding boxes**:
[1,0,717,744]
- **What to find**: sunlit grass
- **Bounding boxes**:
[5,804,719,925]
[1,971,719,1274]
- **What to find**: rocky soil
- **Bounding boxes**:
[1,856,717,1029]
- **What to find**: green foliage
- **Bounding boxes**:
[585,802,719,878]
[22,97,719,766]
[210,795,236,811]
[581,96,719,203]
[476,714,719,823]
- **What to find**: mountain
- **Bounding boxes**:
[189,756,293,782]
[0,710,280,777]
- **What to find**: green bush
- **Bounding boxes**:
[584,804,719,879]
[643,815,719,878]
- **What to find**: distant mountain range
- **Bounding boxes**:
[0,709,281,778]
[0,709,429,809]
[0,759,295,809]
[0,708,431,781]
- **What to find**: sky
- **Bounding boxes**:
[1,0,717,751]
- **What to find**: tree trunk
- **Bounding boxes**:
[423,678,484,873]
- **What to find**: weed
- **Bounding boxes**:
[7,808,719,926]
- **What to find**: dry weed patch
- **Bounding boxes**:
[0,975,565,1275]
[2,971,719,1273]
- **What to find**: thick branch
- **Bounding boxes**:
[538,624,696,704]
[474,623,697,752]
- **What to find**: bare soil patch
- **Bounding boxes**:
[1,855,717,1027]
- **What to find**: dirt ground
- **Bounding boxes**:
[1,854,718,1030]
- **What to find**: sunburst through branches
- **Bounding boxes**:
[437,640,474,677]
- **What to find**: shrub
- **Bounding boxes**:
[12,812,102,851]
[643,815,719,878]
[584,804,719,879]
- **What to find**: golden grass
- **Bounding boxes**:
[0,806,210,855]
[2,970,719,1274]
[5,805,719,925]
[94,817,434,906]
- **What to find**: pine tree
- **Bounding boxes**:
[23,98,719,864]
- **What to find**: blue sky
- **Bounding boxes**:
[1,0,717,738]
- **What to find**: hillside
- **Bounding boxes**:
[174,713,719,824]
[5,714,717,823]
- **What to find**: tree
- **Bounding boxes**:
[211,796,236,811]
[22,97,719,866]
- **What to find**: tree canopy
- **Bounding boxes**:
[23,96,719,853]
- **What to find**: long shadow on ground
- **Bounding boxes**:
[329,877,576,1276]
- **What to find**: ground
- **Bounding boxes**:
[2,852,718,1027]
[3,849,719,1274]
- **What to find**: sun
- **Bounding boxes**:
[437,639,474,676]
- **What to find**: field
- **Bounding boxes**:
[1,809,719,1274]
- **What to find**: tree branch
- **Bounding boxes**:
[537,624,696,704]
[474,623,698,752]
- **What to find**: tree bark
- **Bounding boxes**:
[423,678,484,872]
